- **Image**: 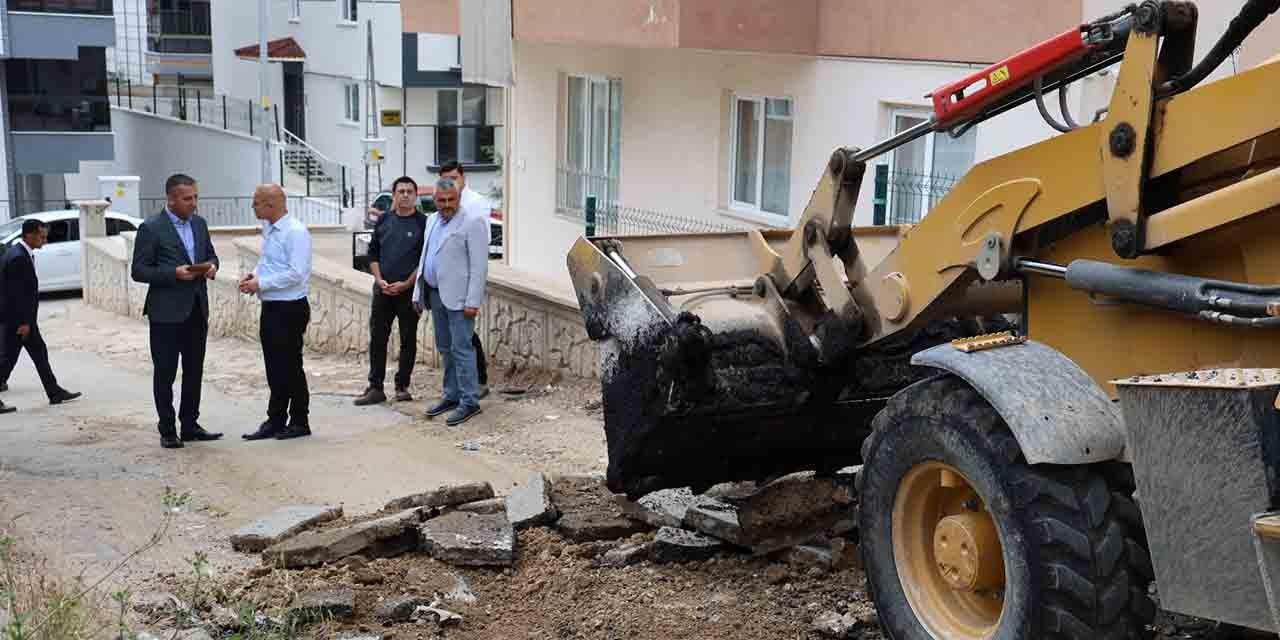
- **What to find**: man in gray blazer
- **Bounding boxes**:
[131,174,222,449]
[412,177,489,426]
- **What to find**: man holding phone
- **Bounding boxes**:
[131,173,221,449]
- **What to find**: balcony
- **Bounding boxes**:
[7,1,114,59]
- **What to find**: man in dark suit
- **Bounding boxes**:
[0,218,80,407]
[131,173,221,449]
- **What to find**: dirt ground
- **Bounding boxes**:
[0,299,1253,640]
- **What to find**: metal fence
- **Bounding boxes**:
[110,78,278,141]
[555,167,752,236]
[138,195,343,227]
[872,165,963,225]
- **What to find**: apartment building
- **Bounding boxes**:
[484,0,1280,288]
[145,0,212,85]
[2,0,116,218]
[210,0,502,201]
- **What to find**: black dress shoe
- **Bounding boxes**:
[275,424,312,440]
[426,399,459,418]
[161,435,185,449]
[49,389,82,405]
[181,425,224,442]
[243,421,283,440]
[0,401,14,415]
[353,387,386,406]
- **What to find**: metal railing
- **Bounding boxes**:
[556,166,618,216]
[556,166,753,236]
[137,195,343,228]
[872,165,964,225]
[110,78,277,141]
[280,129,352,200]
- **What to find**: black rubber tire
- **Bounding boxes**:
[857,375,1156,640]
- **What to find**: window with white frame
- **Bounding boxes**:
[343,83,359,123]
[730,95,793,218]
[435,87,495,165]
[340,0,357,23]
[884,109,976,224]
[559,75,622,212]
[289,0,300,20]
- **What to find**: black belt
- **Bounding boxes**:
[262,297,308,307]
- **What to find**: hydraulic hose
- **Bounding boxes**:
[1159,0,1280,97]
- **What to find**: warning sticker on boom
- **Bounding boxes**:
[989,65,1011,86]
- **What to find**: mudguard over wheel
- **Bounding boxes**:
[857,375,1155,639]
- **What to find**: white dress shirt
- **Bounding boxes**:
[255,214,312,301]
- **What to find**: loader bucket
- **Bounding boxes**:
[566,228,962,498]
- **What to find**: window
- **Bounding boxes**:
[289,0,300,20]
[884,109,976,223]
[10,0,112,16]
[340,0,357,23]
[343,83,359,124]
[6,49,112,132]
[106,218,136,236]
[46,220,76,244]
[730,95,792,218]
[559,75,621,212]
[436,87,495,166]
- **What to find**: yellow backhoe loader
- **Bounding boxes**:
[567,0,1280,636]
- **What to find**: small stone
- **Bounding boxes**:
[131,591,184,617]
[455,497,506,515]
[140,630,213,640]
[444,574,478,604]
[230,505,343,553]
[375,595,432,623]
[649,527,723,564]
[262,508,423,569]
[782,545,833,571]
[506,473,558,529]
[247,565,272,578]
[764,564,791,585]
[337,556,369,570]
[812,611,857,638]
[599,541,652,568]
[334,635,382,640]
[385,482,495,512]
[211,605,245,630]
[829,538,861,571]
[419,511,516,567]
[289,589,356,624]
[411,602,462,626]
[617,488,697,529]
[353,568,384,585]
[683,498,746,546]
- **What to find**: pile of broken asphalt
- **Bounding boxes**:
[133,470,885,639]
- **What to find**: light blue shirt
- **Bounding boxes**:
[166,208,195,262]
[423,212,454,289]
[255,213,312,302]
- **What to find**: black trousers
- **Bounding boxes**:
[261,298,310,427]
[368,288,419,390]
[149,310,207,435]
[473,332,488,386]
[0,322,59,398]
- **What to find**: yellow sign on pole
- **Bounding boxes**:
[381,109,402,127]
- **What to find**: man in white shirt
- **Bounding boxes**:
[239,184,315,441]
[439,161,491,396]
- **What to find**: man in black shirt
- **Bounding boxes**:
[355,176,427,405]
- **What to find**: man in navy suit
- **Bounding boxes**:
[131,174,221,449]
[0,218,81,410]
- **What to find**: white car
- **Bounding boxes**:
[0,209,143,293]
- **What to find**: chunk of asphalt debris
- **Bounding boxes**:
[598,541,653,568]
[617,487,696,529]
[737,471,855,544]
[649,527,723,564]
[288,589,356,624]
[506,472,558,529]
[229,505,343,553]
[455,497,507,515]
[682,497,746,547]
[419,511,516,567]
[552,475,648,543]
[384,482,495,512]
[374,595,433,624]
[261,508,423,569]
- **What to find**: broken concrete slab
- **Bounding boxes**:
[262,508,423,569]
[552,475,648,543]
[419,511,515,567]
[682,497,747,546]
[374,595,432,623]
[704,481,759,504]
[229,505,343,553]
[506,472,558,529]
[617,487,696,529]
[737,471,855,538]
[384,482,494,512]
[289,589,355,624]
[649,527,723,564]
[598,541,652,568]
[455,497,506,515]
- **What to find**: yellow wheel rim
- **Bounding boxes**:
[892,462,1006,639]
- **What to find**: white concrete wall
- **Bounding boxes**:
[64,107,267,200]
[107,0,150,85]
[506,42,1067,286]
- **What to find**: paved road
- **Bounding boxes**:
[0,297,527,583]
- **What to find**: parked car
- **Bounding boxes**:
[0,209,144,293]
